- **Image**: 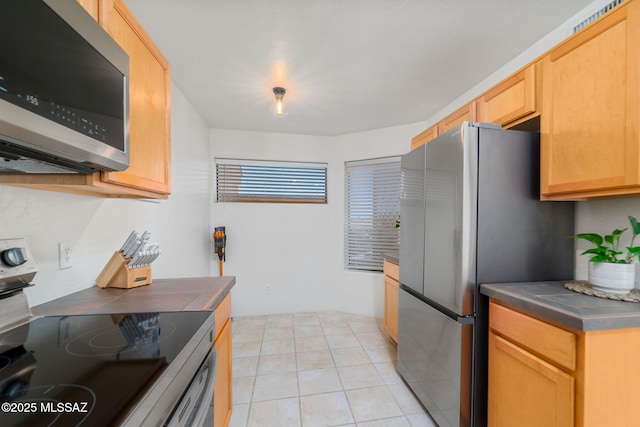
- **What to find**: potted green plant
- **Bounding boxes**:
[572,215,640,294]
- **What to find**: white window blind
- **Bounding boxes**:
[216,159,328,203]
[345,157,401,272]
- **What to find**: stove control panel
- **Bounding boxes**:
[0,238,37,295]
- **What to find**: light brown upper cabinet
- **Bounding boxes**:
[411,125,438,150]
[98,0,171,197]
[0,0,171,198]
[540,0,640,200]
[77,0,99,19]
[477,63,539,128]
[437,101,477,135]
[410,102,476,151]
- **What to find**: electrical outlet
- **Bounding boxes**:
[265,285,271,294]
[59,242,72,270]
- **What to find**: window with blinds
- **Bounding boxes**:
[344,157,401,272]
[215,159,328,203]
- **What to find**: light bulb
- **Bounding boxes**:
[273,87,286,116]
[276,98,284,115]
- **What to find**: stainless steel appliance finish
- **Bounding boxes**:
[397,122,575,426]
[0,238,37,297]
[164,348,216,427]
[119,312,216,427]
[0,310,215,427]
[0,0,129,174]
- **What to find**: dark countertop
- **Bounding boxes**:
[384,252,399,265]
[481,281,640,331]
[32,276,235,316]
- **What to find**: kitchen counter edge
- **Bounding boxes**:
[383,252,399,265]
[481,280,640,331]
[32,276,236,316]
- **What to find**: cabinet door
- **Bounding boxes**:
[214,318,232,427]
[99,0,171,196]
[77,0,99,20]
[437,102,477,134]
[540,1,640,199]
[411,125,438,150]
[488,332,574,427]
[478,64,538,127]
[383,275,399,342]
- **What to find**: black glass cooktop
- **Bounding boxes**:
[0,311,212,427]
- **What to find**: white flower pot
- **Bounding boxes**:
[588,262,635,294]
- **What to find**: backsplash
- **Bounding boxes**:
[574,197,640,280]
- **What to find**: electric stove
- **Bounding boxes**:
[0,238,216,426]
[0,310,215,427]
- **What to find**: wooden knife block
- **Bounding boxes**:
[96,251,152,289]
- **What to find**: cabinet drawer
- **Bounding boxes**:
[489,301,576,371]
[383,260,399,281]
[215,293,231,338]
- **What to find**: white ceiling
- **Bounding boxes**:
[125,0,596,136]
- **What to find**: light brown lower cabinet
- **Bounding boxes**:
[213,293,232,427]
[488,300,640,427]
[489,331,574,427]
[383,260,399,343]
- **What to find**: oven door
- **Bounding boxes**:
[165,348,217,427]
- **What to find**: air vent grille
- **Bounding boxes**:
[573,0,624,33]
[0,139,96,174]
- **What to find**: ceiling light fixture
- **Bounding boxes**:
[272,87,287,117]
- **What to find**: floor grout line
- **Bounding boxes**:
[230,312,433,427]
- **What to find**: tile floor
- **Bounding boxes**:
[227,311,437,427]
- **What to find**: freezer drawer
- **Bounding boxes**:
[397,288,473,427]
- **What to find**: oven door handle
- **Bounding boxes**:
[165,348,217,427]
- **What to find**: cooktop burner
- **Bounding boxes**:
[0,310,212,427]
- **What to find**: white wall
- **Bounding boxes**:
[0,84,213,307]
[210,121,425,317]
[574,199,640,280]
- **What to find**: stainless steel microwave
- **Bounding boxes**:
[0,0,129,174]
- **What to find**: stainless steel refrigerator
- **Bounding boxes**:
[397,122,575,427]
